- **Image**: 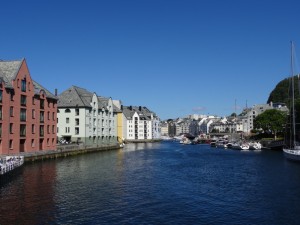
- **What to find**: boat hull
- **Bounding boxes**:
[283,149,300,161]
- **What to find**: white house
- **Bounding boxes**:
[57,86,118,146]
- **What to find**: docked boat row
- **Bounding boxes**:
[171,134,262,150]
[211,139,262,150]
[0,156,24,175]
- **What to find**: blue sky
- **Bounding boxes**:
[1,0,300,120]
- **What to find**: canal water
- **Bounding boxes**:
[1,141,300,225]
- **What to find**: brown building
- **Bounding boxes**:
[0,58,57,155]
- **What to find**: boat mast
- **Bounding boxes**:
[291,41,296,146]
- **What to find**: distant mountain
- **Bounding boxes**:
[267,76,300,105]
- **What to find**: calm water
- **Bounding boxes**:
[1,141,300,225]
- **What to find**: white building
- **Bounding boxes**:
[121,106,160,141]
[57,86,118,146]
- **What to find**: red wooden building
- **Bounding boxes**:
[0,59,57,155]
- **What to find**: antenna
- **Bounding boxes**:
[235,99,237,117]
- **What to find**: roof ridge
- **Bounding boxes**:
[72,86,87,106]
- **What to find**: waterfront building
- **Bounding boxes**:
[239,102,288,134]
[57,86,118,146]
[112,100,124,145]
[121,106,160,141]
[189,120,200,136]
[0,59,57,155]
[167,120,177,137]
[177,118,191,135]
[160,121,168,136]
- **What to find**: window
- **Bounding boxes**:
[9,123,13,133]
[0,90,2,102]
[10,106,14,117]
[40,112,44,122]
[32,124,35,134]
[52,125,55,134]
[21,79,26,92]
[40,99,44,109]
[47,112,50,120]
[47,125,50,134]
[65,127,70,133]
[20,109,26,121]
[20,125,26,137]
[9,140,13,149]
[66,118,69,123]
[32,97,35,105]
[21,95,26,106]
[31,139,35,147]
[10,91,14,101]
[75,127,79,134]
[65,109,71,113]
[32,109,35,119]
[40,125,44,136]
[0,106,2,120]
[75,118,80,125]
[0,124,2,137]
[52,112,55,120]
[75,108,79,116]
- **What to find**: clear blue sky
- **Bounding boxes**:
[1,0,300,120]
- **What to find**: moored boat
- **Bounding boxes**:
[283,42,300,161]
[249,142,262,150]
[0,156,24,175]
[231,142,250,150]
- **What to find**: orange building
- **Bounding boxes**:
[0,59,57,155]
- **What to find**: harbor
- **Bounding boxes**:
[1,142,300,225]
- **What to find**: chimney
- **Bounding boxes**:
[139,106,142,111]
[129,106,132,110]
[121,105,123,110]
[55,88,58,96]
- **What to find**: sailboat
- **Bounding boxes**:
[283,41,300,161]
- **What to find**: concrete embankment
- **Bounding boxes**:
[124,139,161,144]
[19,144,122,162]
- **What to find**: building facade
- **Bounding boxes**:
[0,59,57,155]
[121,106,160,141]
[57,86,118,146]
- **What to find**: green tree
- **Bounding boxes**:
[230,112,237,117]
[253,109,287,140]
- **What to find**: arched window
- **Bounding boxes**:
[65,109,71,113]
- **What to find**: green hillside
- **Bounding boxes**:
[267,76,300,105]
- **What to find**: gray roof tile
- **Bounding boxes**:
[57,86,93,108]
[0,59,23,88]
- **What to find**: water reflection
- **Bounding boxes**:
[0,161,57,224]
[1,143,300,225]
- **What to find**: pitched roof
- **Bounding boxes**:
[97,96,109,109]
[0,59,23,88]
[57,86,93,108]
[0,59,57,99]
[122,105,156,120]
[33,80,57,100]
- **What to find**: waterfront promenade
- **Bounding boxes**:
[9,143,122,162]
